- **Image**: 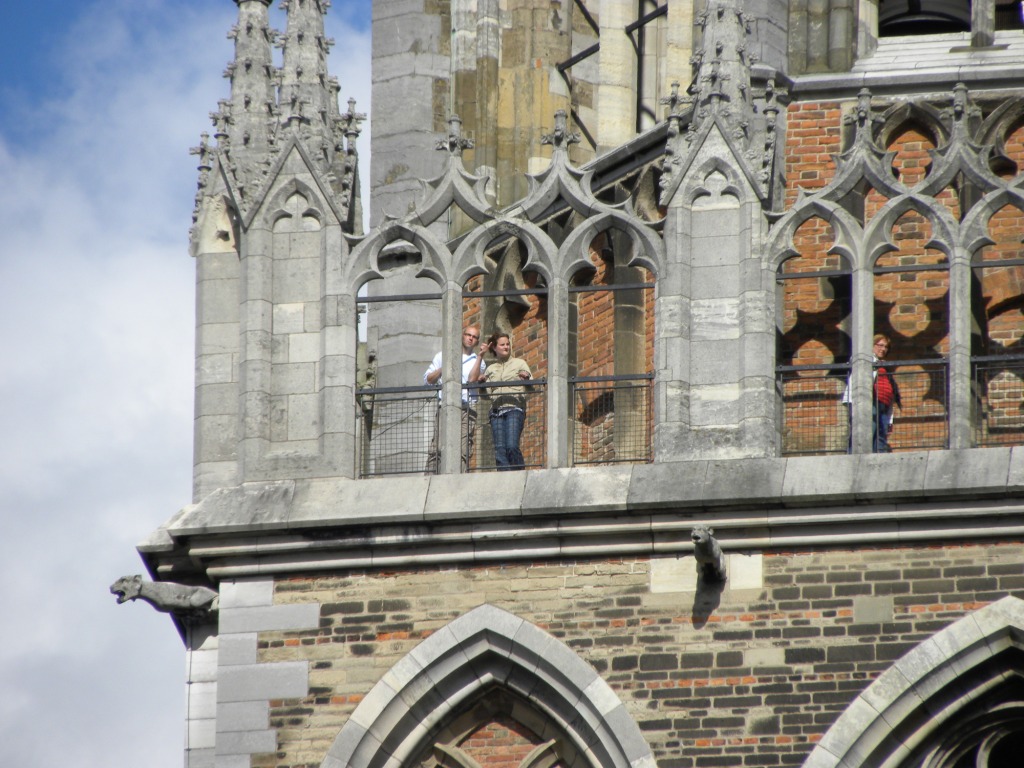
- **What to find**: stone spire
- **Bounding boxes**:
[659,0,788,205]
[193,0,361,229]
[278,0,335,154]
[689,0,755,141]
[224,0,278,154]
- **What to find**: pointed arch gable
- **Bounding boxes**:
[805,596,1024,768]
[451,218,557,286]
[321,604,654,768]
[962,188,1024,257]
[864,194,959,266]
[262,177,328,231]
[558,211,665,283]
[345,220,451,290]
[766,199,862,272]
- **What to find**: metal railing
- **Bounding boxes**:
[355,386,437,477]
[972,355,1024,447]
[877,360,948,452]
[778,360,949,454]
[777,365,850,456]
[571,375,653,465]
[467,380,547,472]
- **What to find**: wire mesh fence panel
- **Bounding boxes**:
[356,389,438,477]
[778,369,850,456]
[571,378,652,465]
[882,363,948,451]
[973,357,1024,447]
[468,383,547,472]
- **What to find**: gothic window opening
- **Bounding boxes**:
[355,242,443,477]
[873,210,951,451]
[462,237,549,472]
[876,0,1024,43]
[879,0,972,36]
[777,217,853,456]
[971,203,1024,446]
[569,229,654,465]
[992,117,1024,178]
[413,688,577,768]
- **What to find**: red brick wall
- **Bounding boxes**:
[256,542,1024,768]
[784,102,843,208]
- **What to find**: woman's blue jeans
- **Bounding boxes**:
[490,408,525,470]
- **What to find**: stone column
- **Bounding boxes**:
[193,198,242,501]
[851,264,875,453]
[548,274,570,467]
[440,281,465,474]
[948,247,973,449]
[653,202,692,462]
[238,224,273,480]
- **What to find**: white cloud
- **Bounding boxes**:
[0,0,370,765]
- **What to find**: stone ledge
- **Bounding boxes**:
[140,448,1024,579]
[147,448,1021,540]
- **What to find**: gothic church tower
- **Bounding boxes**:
[122,2,1024,767]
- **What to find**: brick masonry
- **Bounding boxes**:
[239,541,1024,768]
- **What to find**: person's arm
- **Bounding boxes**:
[424,353,442,385]
[467,351,485,383]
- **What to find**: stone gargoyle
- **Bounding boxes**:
[110,574,219,619]
[691,525,727,582]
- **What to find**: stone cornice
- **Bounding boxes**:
[140,448,1024,580]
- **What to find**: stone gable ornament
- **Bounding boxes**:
[110,575,219,620]
[691,525,727,582]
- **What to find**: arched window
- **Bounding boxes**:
[462,236,549,471]
[879,0,971,37]
[355,241,442,477]
[569,228,655,465]
[971,203,1024,446]
[777,217,853,455]
[873,209,950,451]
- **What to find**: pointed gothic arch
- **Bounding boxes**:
[806,596,1024,768]
[864,194,958,266]
[262,177,329,231]
[767,199,862,272]
[320,604,653,768]
[346,220,452,290]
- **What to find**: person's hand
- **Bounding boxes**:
[480,341,491,355]
[518,370,530,380]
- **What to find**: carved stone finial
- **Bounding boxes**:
[341,96,367,140]
[691,525,727,582]
[435,114,474,156]
[541,109,580,151]
[660,80,686,118]
[190,132,213,170]
[110,575,219,620]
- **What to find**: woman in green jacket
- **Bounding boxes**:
[481,332,532,470]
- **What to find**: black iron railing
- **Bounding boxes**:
[355,386,437,477]
[972,355,1024,447]
[777,365,851,456]
[876,360,948,452]
[571,375,653,465]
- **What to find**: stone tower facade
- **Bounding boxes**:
[126,2,1024,768]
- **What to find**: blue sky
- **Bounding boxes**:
[0,1,370,765]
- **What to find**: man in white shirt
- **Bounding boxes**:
[424,326,486,472]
